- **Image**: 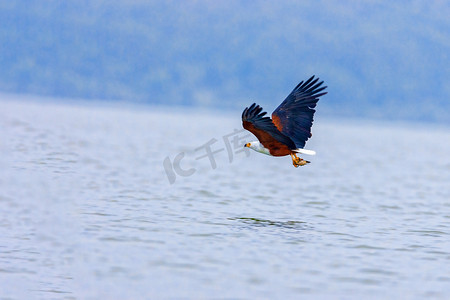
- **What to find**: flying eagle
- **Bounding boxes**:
[242,76,327,167]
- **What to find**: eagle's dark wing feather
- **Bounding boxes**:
[272,75,327,148]
[242,103,296,150]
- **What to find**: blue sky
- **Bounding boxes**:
[0,1,449,122]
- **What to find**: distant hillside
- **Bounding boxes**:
[0,1,449,122]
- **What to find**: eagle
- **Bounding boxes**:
[242,76,327,167]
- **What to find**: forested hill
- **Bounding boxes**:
[0,1,449,123]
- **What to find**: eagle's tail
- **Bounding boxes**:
[293,148,316,155]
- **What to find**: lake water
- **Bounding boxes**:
[1,98,450,299]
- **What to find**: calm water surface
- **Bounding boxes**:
[1,99,450,299]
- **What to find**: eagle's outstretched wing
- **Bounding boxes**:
[272,76,327,148]
[242,103,296,150]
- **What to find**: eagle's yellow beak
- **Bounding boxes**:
[244,143,251,147]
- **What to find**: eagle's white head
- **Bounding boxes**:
[244,141,271,155]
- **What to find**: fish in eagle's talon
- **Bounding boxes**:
[242,75,327,168]
[298,159,309,166]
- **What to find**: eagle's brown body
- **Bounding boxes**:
[242,120,292,156]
